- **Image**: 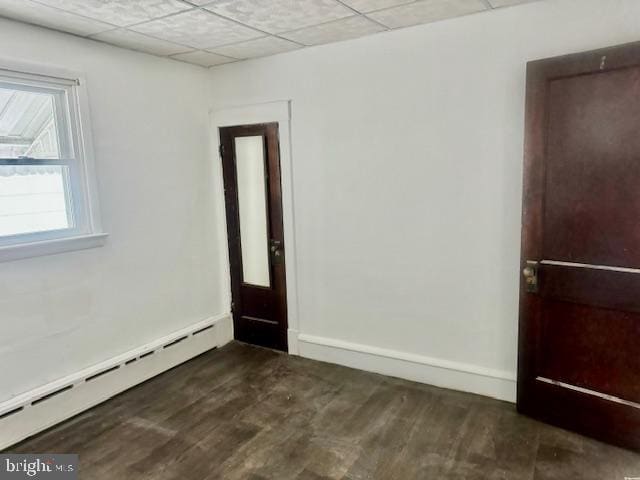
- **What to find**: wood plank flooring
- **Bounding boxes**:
[9,342,640,479]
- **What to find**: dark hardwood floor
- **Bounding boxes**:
[9,342,640,479]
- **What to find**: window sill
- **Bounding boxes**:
[0,233,108,263]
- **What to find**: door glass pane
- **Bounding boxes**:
[235,135,270,287]
[0,165,70,236]
[0,86,60,159]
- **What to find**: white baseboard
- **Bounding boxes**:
[0,313,233,450]
[297,333,516,403]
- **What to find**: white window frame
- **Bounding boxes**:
[0,58,106,262]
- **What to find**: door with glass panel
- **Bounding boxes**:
[220,123,288,352]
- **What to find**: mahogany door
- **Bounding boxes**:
[518,41,640,451]
[220,123,288,352]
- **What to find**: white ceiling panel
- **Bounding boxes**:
[131,9,262,49]
[368,0,487,29]
[91,29,192,56]
[282,16,385,46]
[340,0,414,14]
[210,36,300,59]
[171,50,236,66]
[204,0,353,34]
[0,0,544,67]
[33,0,191,27]
[0,0,113,36]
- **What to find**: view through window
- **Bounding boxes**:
[0,80,72,238]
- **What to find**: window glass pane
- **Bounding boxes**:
[0,165,70,237]
[235,136,271,287]
[0,87,60,159]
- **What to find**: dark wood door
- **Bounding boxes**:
[220,123,288,352]
[518,41,640,451]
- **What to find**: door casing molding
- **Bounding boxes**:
[210,101,300,353]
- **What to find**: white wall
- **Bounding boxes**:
[0,19,228,404]
[208,0,640,400]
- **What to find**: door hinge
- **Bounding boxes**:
[219,144,225,157]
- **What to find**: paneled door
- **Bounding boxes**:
[518,41,640,451]
[220,123,288,352]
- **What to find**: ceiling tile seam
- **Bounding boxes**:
[170,55,231,69]
[268,34,306,48]
[197,35,299,52]
[88,29,196,55]
[331,0,390,30]
[193,7,281,39]
[115,7,274,52]
[25,0,121,33]
[276,13,380,38]
[492,0,542,10]
[83,35,196,61]
[110,4,200,29]
[179,0,215,6]
[206,47,295,63]
[29,0,196,30]
[357,0,492,17]
[200,3,358,37]
[169,49,240,61]
[361,0,492,29]
[176,0,198,9]
[191,8,309,48]
[359,0,423,16]
[31,0,195,30]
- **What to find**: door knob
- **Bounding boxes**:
[522,261,539,293]
[269,239,284,265]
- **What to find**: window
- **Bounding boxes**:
[0,63,105,261]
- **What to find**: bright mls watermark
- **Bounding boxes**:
[0,455,77,479]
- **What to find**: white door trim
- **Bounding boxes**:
[210,101,300,353]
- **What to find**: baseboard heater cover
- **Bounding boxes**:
[0,313,233,450]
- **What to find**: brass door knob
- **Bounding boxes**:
[522,262,539,293]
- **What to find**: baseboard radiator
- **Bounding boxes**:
[0,314,233,451]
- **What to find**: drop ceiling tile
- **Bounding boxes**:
[367,0,487,29]
[33,0,191,27]
[209,36,300,59]
[488,0,535,6]
[0,0,113,36]
[339,0,414,13]
[91,29,191,56]
[204,0,353,34]
[281,15,385,46]
[131,9,262,49]
[171,50,236,67]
